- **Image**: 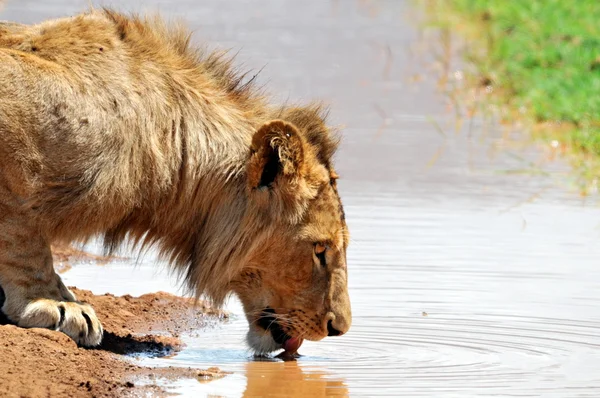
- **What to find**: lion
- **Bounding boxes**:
[0,9,351,354]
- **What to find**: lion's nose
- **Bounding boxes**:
[324,312,350,337]
[327,319,342,336]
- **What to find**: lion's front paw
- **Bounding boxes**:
[18,299,103,346]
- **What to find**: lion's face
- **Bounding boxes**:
[233,113,351,354]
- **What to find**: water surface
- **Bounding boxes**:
[5,0,600,396]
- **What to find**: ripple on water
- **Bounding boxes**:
[137,309,600,397]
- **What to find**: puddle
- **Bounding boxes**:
[4,0,600,397]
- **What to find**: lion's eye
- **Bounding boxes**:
[314,243,327,267]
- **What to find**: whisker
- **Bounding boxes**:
[247,312,295,329]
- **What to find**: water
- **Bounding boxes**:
[5,0,600,396]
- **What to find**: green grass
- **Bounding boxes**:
[432,0,600,157]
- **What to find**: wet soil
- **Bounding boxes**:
[0,282,227,398]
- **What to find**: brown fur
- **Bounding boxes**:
[0,9,350,351]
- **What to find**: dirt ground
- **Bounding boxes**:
[0,246,229,398]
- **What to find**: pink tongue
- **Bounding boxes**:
[283,337,303,353]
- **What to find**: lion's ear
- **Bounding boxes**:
[248,120,305,190]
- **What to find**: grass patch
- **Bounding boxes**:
[425,0,600,174]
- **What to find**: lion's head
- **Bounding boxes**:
[231,107,351,354]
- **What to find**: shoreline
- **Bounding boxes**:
[0,261,229,397]
[424,0,600,192]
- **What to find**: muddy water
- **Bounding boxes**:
[5,0,600,396]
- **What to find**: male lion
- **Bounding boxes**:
[0,9,351,354]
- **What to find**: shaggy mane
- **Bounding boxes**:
[94,10,340,305]
[101,8,263,109]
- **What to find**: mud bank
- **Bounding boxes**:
[0,287,228,398]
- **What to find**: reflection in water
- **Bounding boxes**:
[243,361,347,398]
[135,311,354,397]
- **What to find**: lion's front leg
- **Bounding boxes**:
[0,207,103,346]
[17,298,103,346]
